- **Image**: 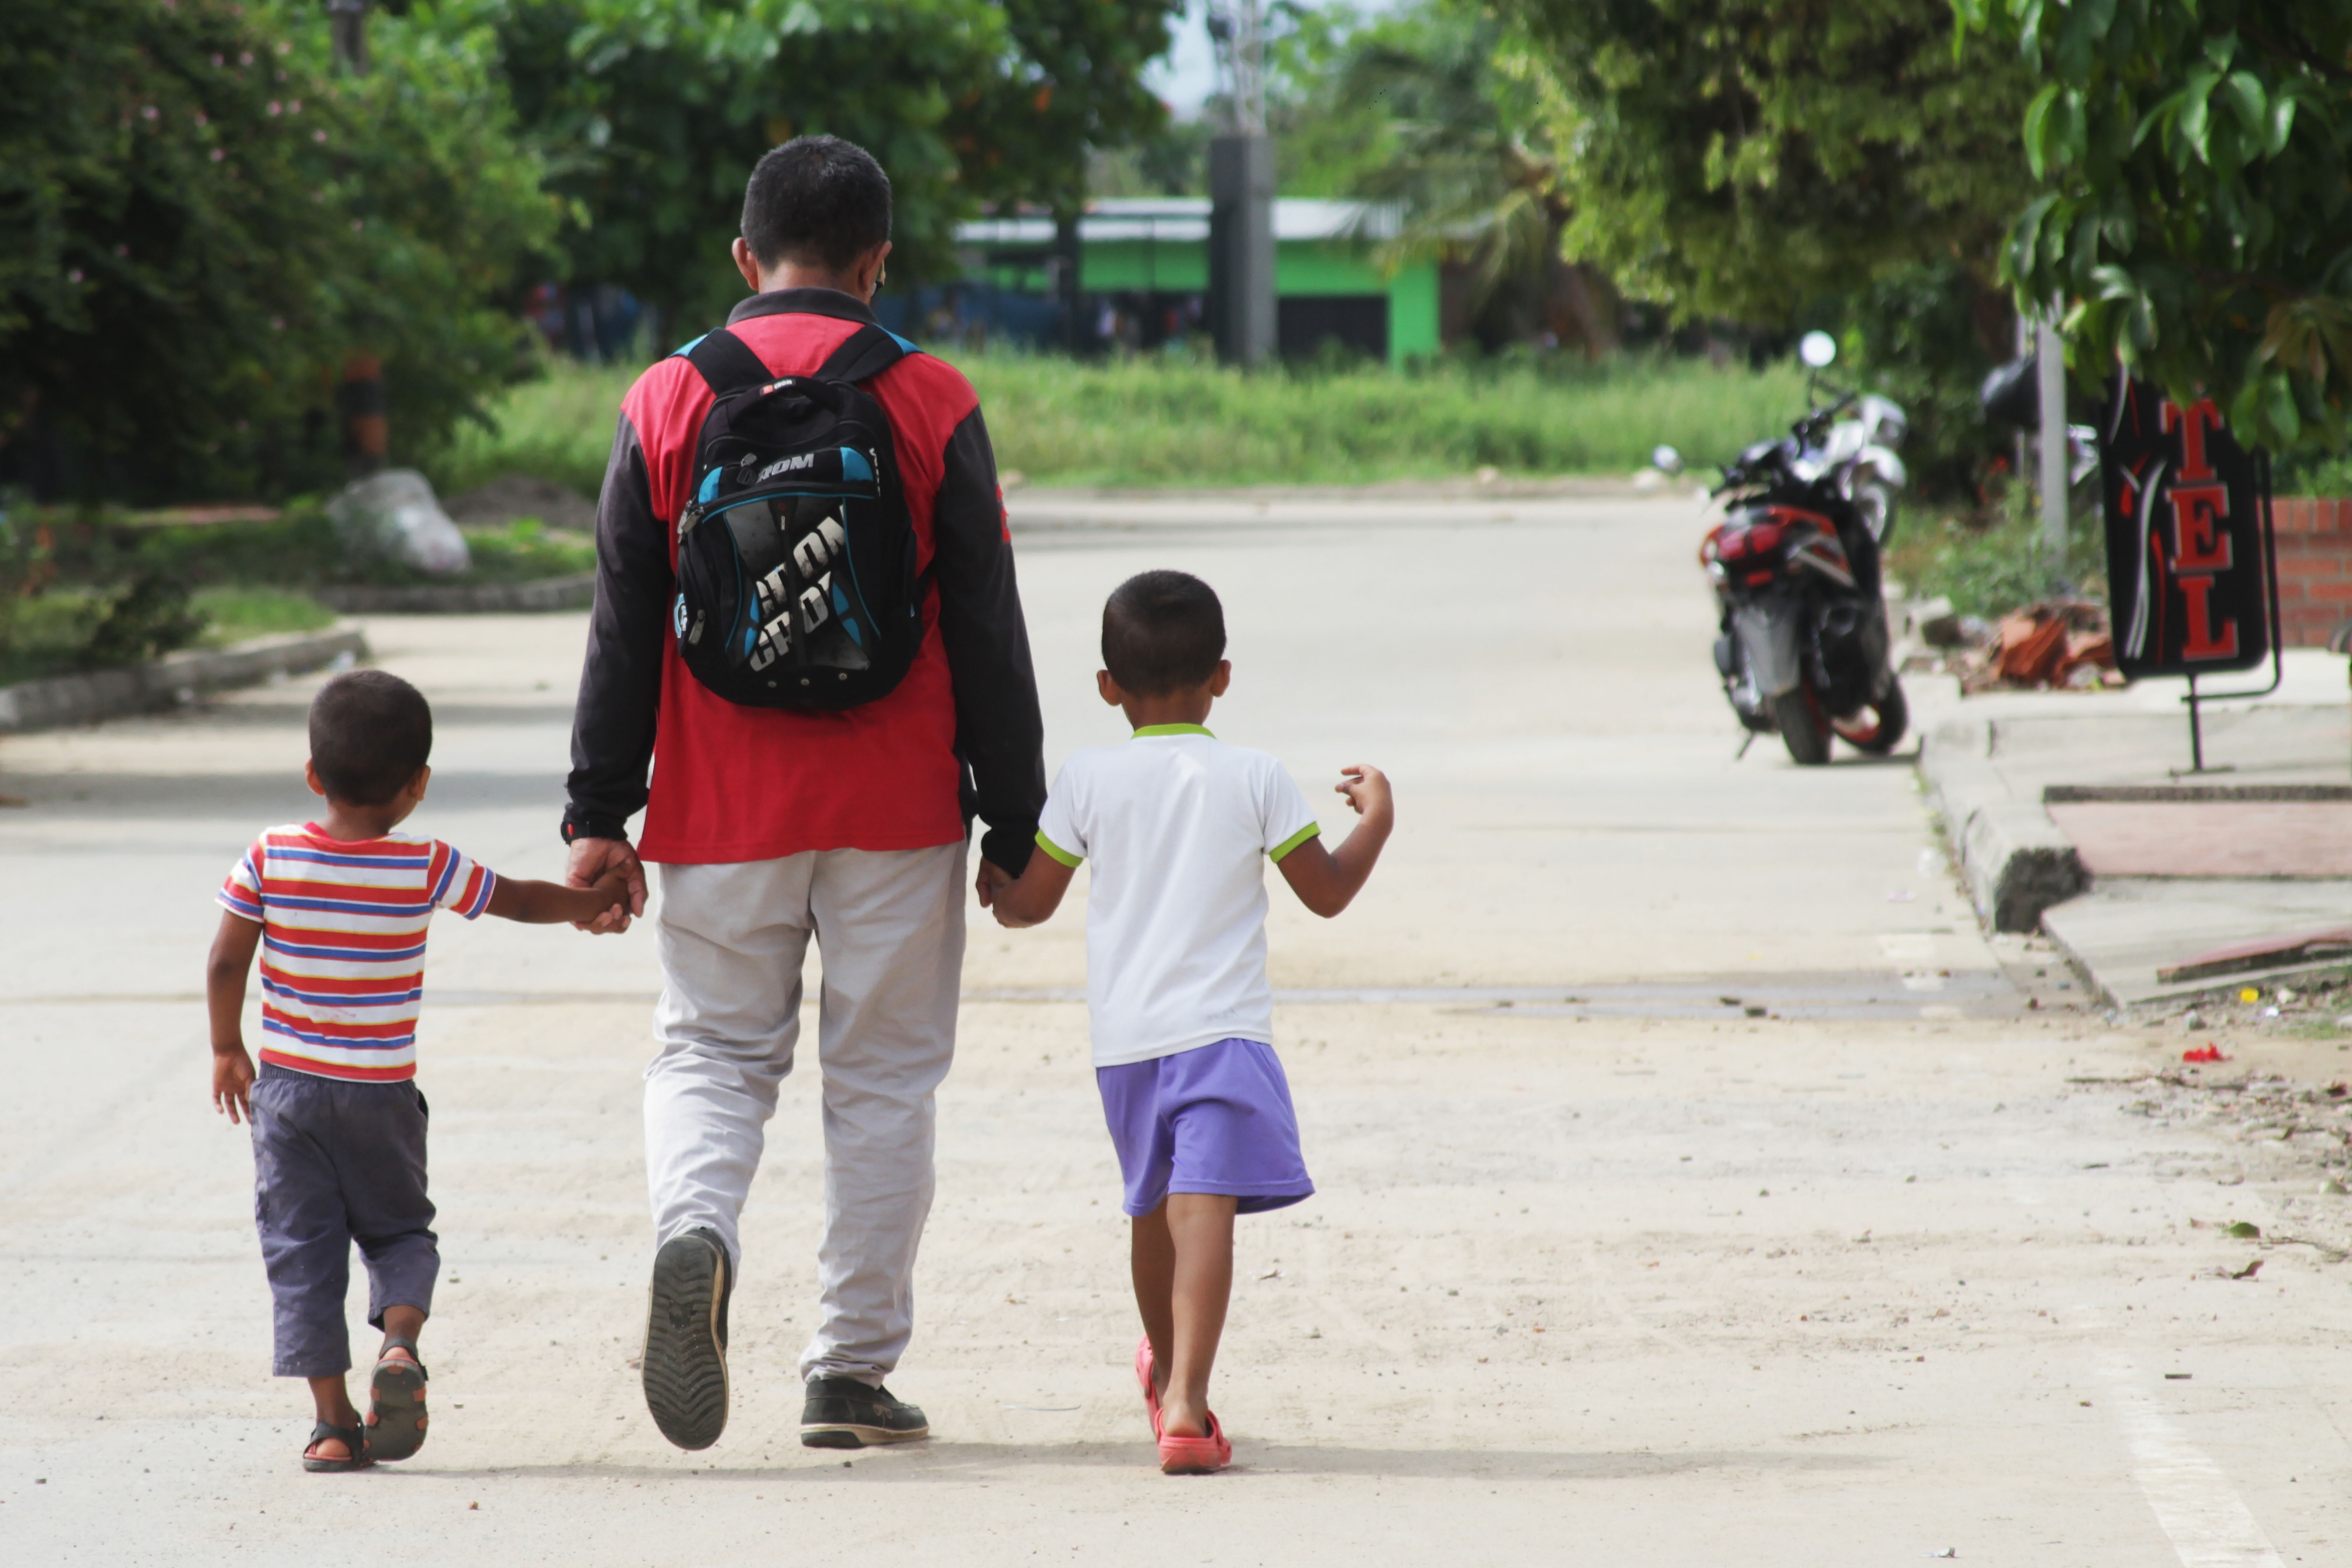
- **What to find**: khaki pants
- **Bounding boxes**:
[644,842,965,1386]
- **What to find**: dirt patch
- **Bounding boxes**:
[443,475,598,533]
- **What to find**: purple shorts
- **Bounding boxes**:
[1097,1038,1314,1218]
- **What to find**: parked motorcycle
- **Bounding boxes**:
[1656,332,1907,765]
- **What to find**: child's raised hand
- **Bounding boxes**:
[212,1045,256,1125]
[1334,764,1392,822]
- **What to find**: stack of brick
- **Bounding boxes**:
[2273,497,2352,647]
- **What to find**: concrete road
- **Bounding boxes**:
[3,491,2348,1565]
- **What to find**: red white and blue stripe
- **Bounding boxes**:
[219,824,496,1082]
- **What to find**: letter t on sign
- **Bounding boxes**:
[2161,398,2224,483]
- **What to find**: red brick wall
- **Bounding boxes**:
[2273,497,2352,647]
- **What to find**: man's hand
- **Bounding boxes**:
[566,836,647,933]
[213,1045,255,1125]
[974,858,1017,909]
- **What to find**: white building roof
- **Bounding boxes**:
[955,198,1401,249]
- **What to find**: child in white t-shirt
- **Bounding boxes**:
[980,569,1392,1475]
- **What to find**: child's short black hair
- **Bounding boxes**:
[742,135,892,273]
[309,670,432,805]
[1102,570,1227,696]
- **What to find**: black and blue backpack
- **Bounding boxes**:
[668,322,927,711]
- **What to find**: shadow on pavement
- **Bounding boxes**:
[441,1442,1886,1484]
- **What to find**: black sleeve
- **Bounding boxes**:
[931,405,1046,875]
[562,411,672,842]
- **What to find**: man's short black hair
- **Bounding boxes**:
[742,135,892,273]
[309,670,432,806]
[1102,570,1227,696]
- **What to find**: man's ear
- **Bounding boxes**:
[1097,670,1125,707]
[732,236,763,293]
[1209,660,1232,698]
[303,760,327,798]
[855,239,894,301]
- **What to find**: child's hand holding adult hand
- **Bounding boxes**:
[212,1045,255,1126]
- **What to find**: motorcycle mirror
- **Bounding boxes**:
[1799,331,1838,369]
[1651,444,1683,475]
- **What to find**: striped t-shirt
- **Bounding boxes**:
[218,823,498,1082]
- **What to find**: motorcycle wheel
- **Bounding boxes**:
[1854,479,1897,544]
[1832,677,1909,754]
[1770,685,1832,765]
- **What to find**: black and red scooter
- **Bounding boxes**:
[1658,332,1907,765]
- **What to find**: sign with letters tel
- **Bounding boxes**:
[2100,375,2272,679]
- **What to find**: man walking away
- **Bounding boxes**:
[561,136,1045,1451]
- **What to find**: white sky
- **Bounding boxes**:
[1144,0,1409,119]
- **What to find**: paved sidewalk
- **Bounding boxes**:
[1914,655,2352,1008]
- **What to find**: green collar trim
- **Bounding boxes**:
[1131,723,1214,738]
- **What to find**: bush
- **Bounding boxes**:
[0,1,558,504]
[1884,482,2108,619]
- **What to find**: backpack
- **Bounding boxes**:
[668,321,928,712]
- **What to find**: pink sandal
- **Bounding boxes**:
[1156,1410,1231,1475]
[1134,1335,1163,1436]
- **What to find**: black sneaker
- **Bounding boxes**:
[642,1227,731,1451]
[799,1376,929,1448]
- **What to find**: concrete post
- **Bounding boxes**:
[1209,135,1276,369]
[2036,315,2068,557]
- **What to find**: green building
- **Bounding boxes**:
[951,198,1439,366]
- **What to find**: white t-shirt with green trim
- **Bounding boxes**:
[1035,725,1321,1068]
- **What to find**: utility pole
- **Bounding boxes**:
[326,0,386,476]
[2036,313,2068,559]
[1206,1,1275,368]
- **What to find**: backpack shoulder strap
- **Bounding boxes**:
[815,322,920,385]
[673,327,774,396]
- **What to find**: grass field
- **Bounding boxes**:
[432,350,1816,497]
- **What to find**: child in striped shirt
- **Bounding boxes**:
[206,670,629,1473]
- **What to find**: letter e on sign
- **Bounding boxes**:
[2169,483,2232,573]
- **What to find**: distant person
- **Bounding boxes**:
[206,670,629,1472]
[560,135,1045,1451]
[980,570,1393,1473]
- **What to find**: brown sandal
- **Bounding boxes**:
[365,1338,430,1462]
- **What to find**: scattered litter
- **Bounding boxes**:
[2323,1177,2348,1195]
[1886,890,1915,902]
[2228,1260,2264,1280]
[1745,1004,1768,1017]
[2183,1045,2228,1063]
[2263,1006,2282,1018]
[2164,1372,2192,1381]
[2178,1011,2205,1031]
[2225,1221,2261,1239]
[1257,1268,1282,1281]
[2240,987,2261,1004]
[1922,1551,1958,1560]
[468,1502,479,1511]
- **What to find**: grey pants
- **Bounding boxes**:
[250,1063,438,1378]
[645,842,966,1386]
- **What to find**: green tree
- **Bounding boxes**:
[1498,0,2035,329]
[1955,0,2352,453]
[0,0,557,503]
[437,0,1182,334]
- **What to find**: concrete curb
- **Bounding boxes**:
[0,626,366,735]
[313,573,595,614]
[1918,717,2088,933]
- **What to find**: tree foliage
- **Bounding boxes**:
[1955,0,2352,453]
[0,0,557,503]
[1497,0,2036,328]
[435,0,1181,332]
